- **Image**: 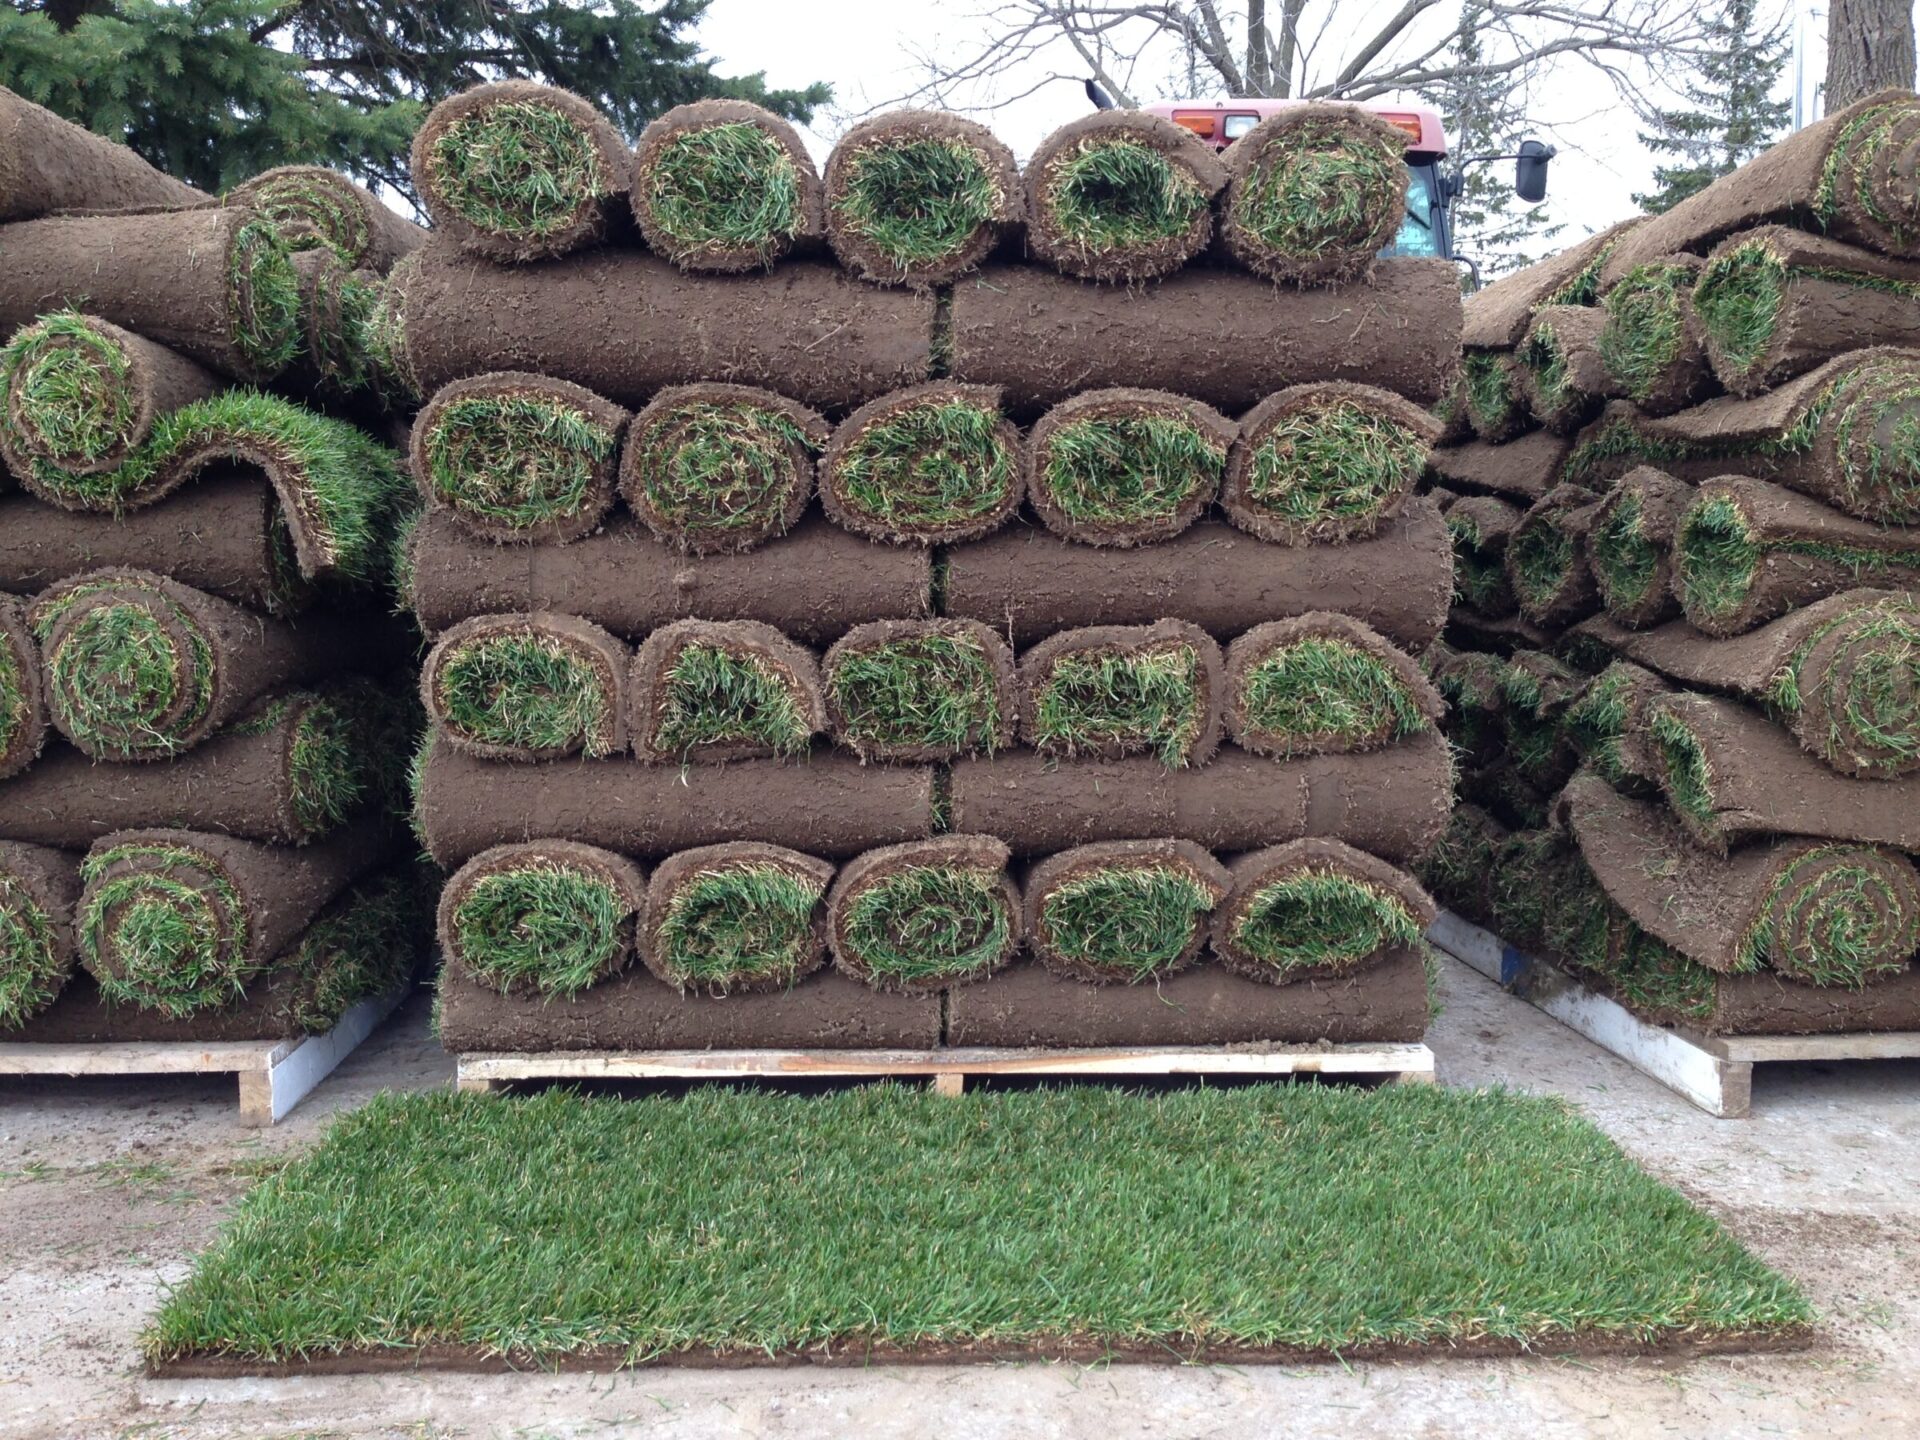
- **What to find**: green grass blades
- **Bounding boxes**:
[1589,491,1663,611]
[1770,601,1920,774]
[227,218,302,377]
[644,122,804,262]
[1462,351,1521,435]
[433,632,616,758]
[1228,869,1423,978]
[230,690,369,837]
[839,865,1010,986]
[1040,412,1224,526]
[1693,239,1787,379]
[1562,665,1636,783]
[79,844,248,1017]
[143,1084,1810,1366]
[1675,494,1761,623]
[1243,398,1427,537]
[0,622,34,768]
[829,631,1003,756]
[1651,707,1719,833]
[421,394,618,533]
[834,399,1014,533]
[45,592,213,761]
[0,312,136,466]
[629,400,814,544]
[653,862,826,991]
[451,863,628,999]
[1237,636,1432,755]
[1508,508,1581,616]
[1446,510,1517,615]
[1040,865,1214,981]
[240,171,370,261]
[1598,263,1692,403]
[428,100,610,241]
[653,643,812,758]
[1231,120,1402,260]
[1741,846,1920,987]
[1045,138,1208,254]
[0,869,66,1031]
[1030,643,1204,768]
[833,137,1001,269]
[279,869,427,1032]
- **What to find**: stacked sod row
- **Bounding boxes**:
[1420,90,1920,1036]
[0,87,434,1042]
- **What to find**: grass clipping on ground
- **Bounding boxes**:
[145,1084,1811,1368]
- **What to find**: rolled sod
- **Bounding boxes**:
[827,834,1020,992]
[1506,484,1604,627]
[944,502,1451,651]
[421,613,629,762]
[1025,388,1232,546]
[1442,609,1555,660]
[284,251,387,402]
[951,728,1454,863]
[228,166,425,273]
[1223,383,1438,543]
[822,618,1014,762]
[948,258,1462,414]
[1219,104,1407,286]
[1426,641,1510,777]
[1595,257,1714,416]
[33,568,373,762]
[621,383,826,554]
[0,206,299,383]
[1460,219,1643,349]
[403,510,930,647]
[824,110,1020,286]
[1022,111,1225,283]
[1560,659,1674,789]
[629,619,823,764]
[377,243,933,414]
[1445,493,1523,618]
[1212,839,1436,986]
[1585,466,1689,628]
[1580,589,1920,779]
[1023,838,1229,984]
[438,840,646,1000]
[1517,305,1613,434]
[1225,614,1442,759]
[411,81,628,263]
[0,840,80,1030]
[412,371,629,545]
[1460,351,1532,444]
[77,818,388,1017]
[642,842,834,994]
[0,85,201,218]
[630,99,824,272]
[1426,430,1570,504]
[818,382,1022,544]
[0,592,46,781]
[1018,620,1224,768]
[1415,803,1509,927]
[0,312,221,478]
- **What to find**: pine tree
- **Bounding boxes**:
[1634,0,1789,214]
[0,1,831,197]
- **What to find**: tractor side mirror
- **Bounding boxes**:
[1515,139,1554,203]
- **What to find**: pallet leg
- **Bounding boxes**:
[1709,1058,1753,1119]
[931,1071,965,1097]
[237,1067,274,1127]
[455,1074,502,1095]
[1391,1066,1438,1086]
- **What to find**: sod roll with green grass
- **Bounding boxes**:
[1428,429,1569,504]
[629,618,823,764]
[1224,613,1441,759]
[819,382,1023,544]
[822,618,1014,762]
[1596,257,1713,415]
[1219,104,1407,285]
[1222,382,1438,544]
[0,86,202,218]
[641,842,833,994]
[1585,466,1689,628]
[228,165,425,273]
[1460,350,1532,443]
[1025,387,1232,546]
[1024,838,1228,984]
[1018,620,1223,768]
[630,99,823,272]
[438,840,645,1000]
[621,383,827,554]
[1506,483,1604,626]
[1212,838,1435,985]
[1444,493,1523,618]
[412,81,628,263]
[1461,219,1641,349]
[1560,659,1673,789]
[0,841,81,1032]
[0,592,46,781]
[422,613,629,762]
[824,110,1020,286]
[262,865,430,1035]
[1498,650,1585,804]
[1425,641,1510,778]
[828,834,1019,991]
[1516,304,1613,434]
[1414,803,1509,927]
[1022,111,1226,282]
[285,251,388,402]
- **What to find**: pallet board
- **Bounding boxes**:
[1427,911,1920,1117]
[0,988,405,1125]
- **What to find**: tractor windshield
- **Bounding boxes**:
[1384,162,1446,259]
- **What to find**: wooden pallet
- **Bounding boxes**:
[455,1041,1437,1096]
[0,988,405,1125]
[1428,911,1920,1117]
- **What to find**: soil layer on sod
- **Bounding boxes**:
[438,841,646,1000]
[827,834,1020,992]
[143,1083,1811,1372]
[822,618,1015,762]
[1021,838,1228,983]
[1506,484,1603,628]
[818,382,1023,545]
[1460,220,1642,349]
[1224,613,1441,759]
[1024,388,1231,546]
[0,839,81,1031]
[381,244,933,414]
[227,165,425,273]
[1426,431,1570,504]
[1444,493,1523,618]
[405,510,930,648]
[1516,305,1614,435]
[1586,466,1689,628]
[1016,620,1223,768]
[949,729,1453,861]
[630,99,824,273]
[641,842,834,995]
[422,613,629,762]
[0,85,202,218]
[414,742,932,867]
[943,506,1451,650]
[948,259,1461,414]
[628,619,824,764]
[1596,257,1715,416]
[1211,839,1436,986]
[0,591,46,781]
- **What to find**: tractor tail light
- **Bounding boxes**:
[1377,112,1425,142]
[1170,111,1219,139]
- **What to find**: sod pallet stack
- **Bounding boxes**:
[0,88,431,1050]
[397,84,1464,1057]
[1422,89,1920,1038]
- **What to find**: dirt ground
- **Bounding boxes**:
[1,956,1916,1440]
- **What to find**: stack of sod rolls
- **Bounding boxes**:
[1420,89,1920,1038]
[0,89,432,1044]
[399,82,1463,1054]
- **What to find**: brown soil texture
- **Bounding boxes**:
[1420,802,1509,924]
[1022,111,1225,282]
[0,590,47,780]
[228,165,425,273]
[405,509,930,647]
[629,618,824,763]
[948,258,1462,414]
[1426,431,1570,503]
[1519,305,1613,434]
[0,86,202,218]
[1461,220,1642,348]
[415,742,933,867]
[421,612,629,761]
[1508,484,1603,627]
[826,834,1021,993]
[437,840,647,995]
[1021,838,1228,983]
[640,842,835,994]
[9,961,396,1044]
[630,99,824,272]
[818,381,1024,544]
[411,372,631,545]
[1444,492,1523,618]
[411,81,628,262]
[1598,89,1920,286]
[1589,466,1688,627]
[1211,838,1437,985]
[0,839,80,1025]
[943,505,1452,651]
[387,242,934,415]
[1650,690,1920,852]
[949,728,1454,862]
[1601,256,1715,416]
[821,618,1017,762]
[1224,613,1443,757]
[1441,609,1555,657]
[1024,387,1233,546]
[620,382,828,554]
[1467,353,1534,444]
[824,110,1020,286]
[1016,619,1224,766]
[436,960,940,1052]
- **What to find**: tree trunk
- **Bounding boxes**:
[1826,0,1917,110]
[1248,0,1272,94]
